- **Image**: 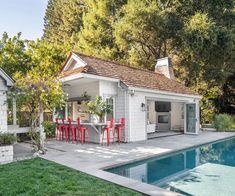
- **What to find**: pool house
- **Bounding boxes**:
[58,52,201,143]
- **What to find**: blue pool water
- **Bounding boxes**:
[106,137,235,195]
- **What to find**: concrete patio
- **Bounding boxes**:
[40,131,235,196]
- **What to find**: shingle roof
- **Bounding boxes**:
[60,52,198,96]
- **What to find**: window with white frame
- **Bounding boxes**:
[105,97,114,121]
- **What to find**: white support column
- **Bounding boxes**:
[12,98,17,125]
[39,110,45,151]
[65,102,68,119]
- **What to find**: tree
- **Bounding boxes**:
[114,0,183,68]
[0,32,32,75]
[42,0,235,122]
[11,70,66,152]
[43,0,85,46]
[76,0,126,60]
[26,40,69,77]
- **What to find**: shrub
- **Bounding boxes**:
[214,114,235,131]
[42,121,55,138]
[0,133,17,146]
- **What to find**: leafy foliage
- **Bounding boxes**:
[214,114,235,131]
[0,133,17,146]
[42,121,56,138]
[43,0,85,46]
[86,96,112,121]
[76,0,125,60]
[0,33,32,75]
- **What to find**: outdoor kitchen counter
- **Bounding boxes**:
[61,121,121,144]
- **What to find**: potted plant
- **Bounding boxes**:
[0,133,17,164]
[86,96,112,123]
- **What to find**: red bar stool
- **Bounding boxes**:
[77,118,89,144]
[55,118,62,140]
[115,118,125,144]
[64,118,71,142]
[56,118,66,140]
[102,118,115,146]
[61,118,66,140]
[68,118,77,144]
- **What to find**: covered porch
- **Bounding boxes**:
[56,76,126,144]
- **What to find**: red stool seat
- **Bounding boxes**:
[102,118,115,145]
[56,118,65,141]
[115,118,125,144]
[77,118,89,144]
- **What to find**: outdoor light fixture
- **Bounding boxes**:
[129,89,135,96]
[141,103,146,111]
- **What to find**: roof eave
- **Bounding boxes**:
[128,86,201,99]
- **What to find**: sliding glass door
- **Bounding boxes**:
[184,103,197,134]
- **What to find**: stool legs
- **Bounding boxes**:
[71,127,76,143]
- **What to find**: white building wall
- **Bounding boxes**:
[0,77,8,133]
[129,92,147,142]
[115,87,125,120]
[99,80,117,97]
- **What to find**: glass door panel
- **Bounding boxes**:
[185,103,196,134]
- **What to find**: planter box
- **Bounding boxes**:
[0,145,13,164]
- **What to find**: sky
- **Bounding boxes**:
[0,0,48,40]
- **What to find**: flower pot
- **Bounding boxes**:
[90,115,100,123]
[0,145,13,164]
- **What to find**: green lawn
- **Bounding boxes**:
[0,158,141,196]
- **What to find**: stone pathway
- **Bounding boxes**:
[14,142,34,160]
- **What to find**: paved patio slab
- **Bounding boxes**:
[40,131,235,196]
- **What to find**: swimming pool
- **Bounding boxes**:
[106,137,235,195]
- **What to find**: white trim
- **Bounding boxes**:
[103,96,115,122]
[146,97,193,103]
[82,74,120,83]
[0,68,14,86]
[129,86,201,99]
[63,53,87,71]
[184,103,198,135]
[60,73,120,83]
[60,73,84,82]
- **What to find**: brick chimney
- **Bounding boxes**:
[155,57,175,79]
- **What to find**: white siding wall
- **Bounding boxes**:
[99,81,117,97]
[129,92,147,141]
[115,87,125,120]
[115,87,130,142]
[0,77,8,133]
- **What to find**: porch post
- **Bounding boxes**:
[65,102,68,119]
[12,98,17,125]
